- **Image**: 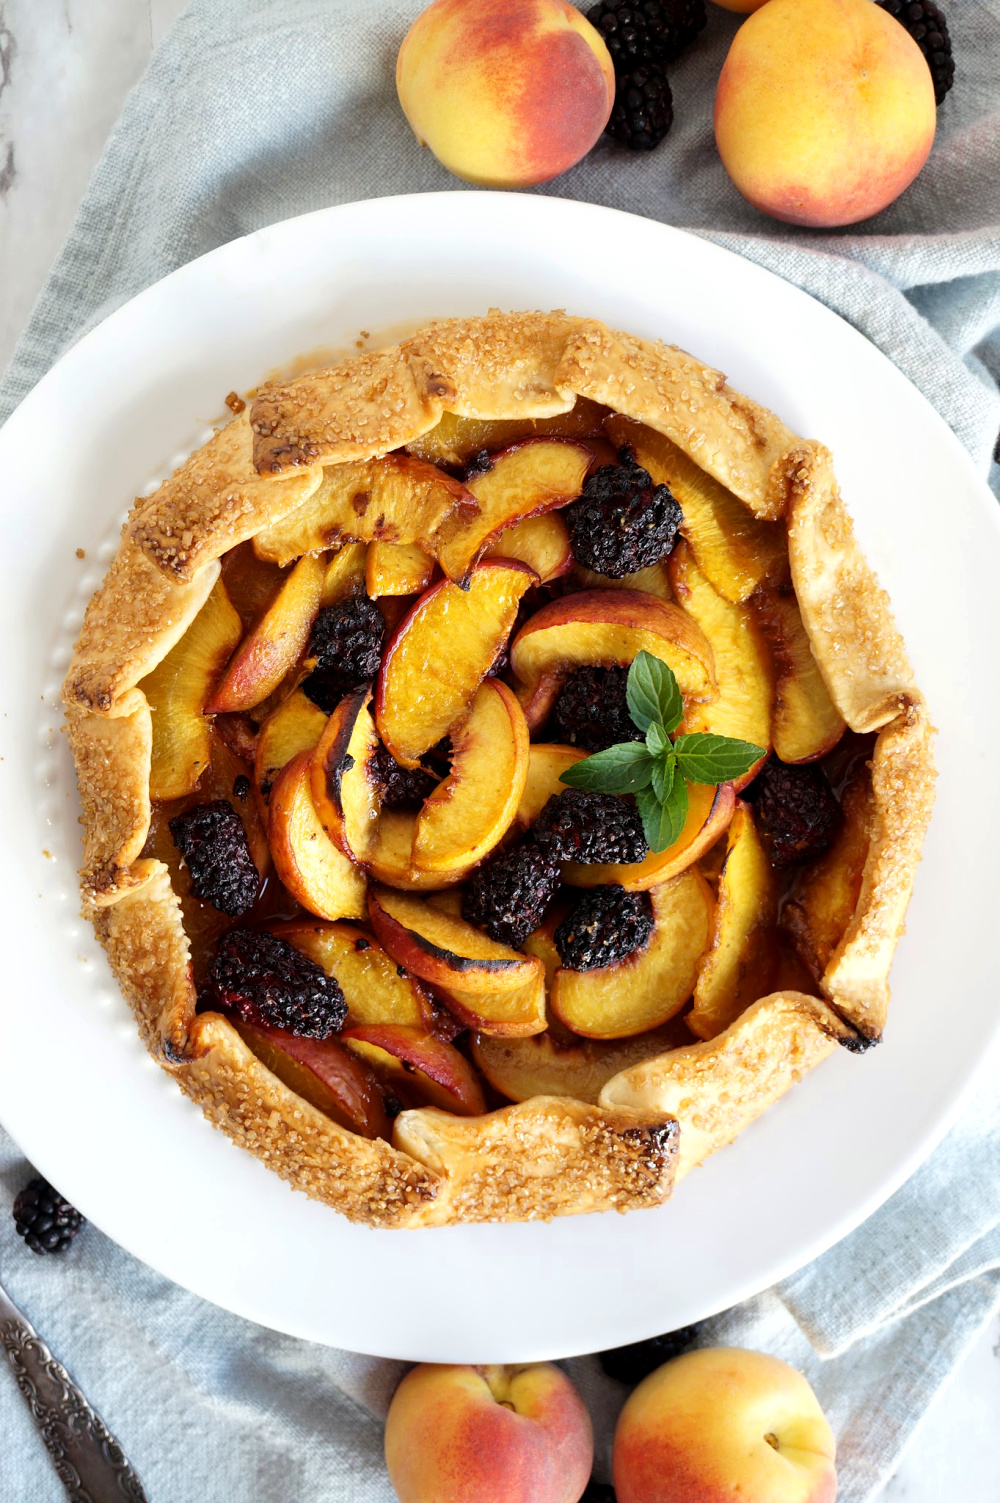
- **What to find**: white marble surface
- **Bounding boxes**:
[2,3,998,1499]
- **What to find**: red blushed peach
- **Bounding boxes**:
[613,1347,837,1503]
[385,1362,593,1503]
[714,0,936,228]
[396,0,615,189]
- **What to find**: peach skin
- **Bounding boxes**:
[384,1361,593,1503]
[613,1347,837,1503]
[710,0,771,11]
[396,0,615,188]
[714,0,936,227]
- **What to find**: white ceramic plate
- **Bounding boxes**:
[1,193,997,1362]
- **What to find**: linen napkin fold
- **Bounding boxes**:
[2,3,999,1501]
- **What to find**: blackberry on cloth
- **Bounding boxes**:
[13,1178,85,1255]
[587,0,706,68]
[876,1,954,103]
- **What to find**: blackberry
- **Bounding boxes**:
[552,666,643,752]
[302,596,385,712]
[372,744,439,811]
[169,801,259,915]
[745,759,842,868]
[598,1325,700,1384]
[205,928,347,1039]
[876,1,954,103]
[587,0,706,69]
[606,68,674,151]
[564,448,683,577]
[534,791,649,865]
[555,887,654,970]
[13,1178,85,1255]
[462,840,562,948]
[464,449,493,479]
[232,774,250,800]
[581,1486,617,1503]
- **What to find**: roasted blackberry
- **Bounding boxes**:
[464,449,493,479]
[598,1325,700,1384]
[551,666,643,752]
[606,68,674,150]
[302,596,385,712]
[205,928,347,1039]
[461,840,562,948]
[745,759,842,868]
[534,791,649,865]
[555,887,654,970]
[13,1177,85,1255]
[169,800,259,915]
[564,448,683,577]
[372,744,439,811]
[587,0,706,69]
[876,1,954,103]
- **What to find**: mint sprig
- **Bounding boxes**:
[559,651,764,854]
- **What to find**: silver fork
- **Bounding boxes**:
[0,1274,149,1501]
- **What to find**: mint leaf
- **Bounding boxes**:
[646,721,671,758]
[651,752,675,805]
[672,733,766,785]
[627,651,683,735]
[559,743,655,794]
[637,775,689,853]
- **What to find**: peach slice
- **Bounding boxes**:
[514,743,587,832]
[274,919,435,1028]
[252,454,476,567]
[366,540,435,598]
[254,687,328,804]
[375,559,536,767]
[267,750,367,921]
[688,803,779,1040]
[141,578,243,800]
[752,586,846,763]
[366,810,469,891]
[404,398,612,468]
[564,780,736,890]
[342,1024,486,1115]
[321,541,368,605]
[412,679,530,874]
[434,438,592,580]
[232,1018,390,1138]
[310,687,382,864]
[783,769,874,985]
[574,561,673,601]
[668,540,772,784]
[433,967,548,1039]
[483,511,573,583]
[607,414,787,604]
[550,871,714,1039]
[510,589,716,729]
[472,1024,687,1105]
[205,552,326,714]
[368,885,542,995]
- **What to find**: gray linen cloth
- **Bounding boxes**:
[2,2,999,1500]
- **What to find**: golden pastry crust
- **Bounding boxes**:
[65,540,219,717]
[129,410,324,583]
[64,310,933,1227]
[822,694,936,1042]
[787,445,916,734]
[599,992,844,1178]
[393,1097,678,1226]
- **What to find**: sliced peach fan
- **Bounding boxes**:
[65,310,934,1227]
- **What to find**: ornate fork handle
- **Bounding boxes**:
[0,1281,148,1502]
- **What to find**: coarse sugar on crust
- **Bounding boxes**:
[787,444,916,734]
[65,540,219,717]
[392,1096,678,1226]
[63,309,934,1227]
[128,409,324,583]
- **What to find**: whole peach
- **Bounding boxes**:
[714,0,936,227]
[613,1347,837,1503]
[384,1362,593,1503]
[396,0,615,188]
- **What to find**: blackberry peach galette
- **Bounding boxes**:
[64,311,934,1228]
